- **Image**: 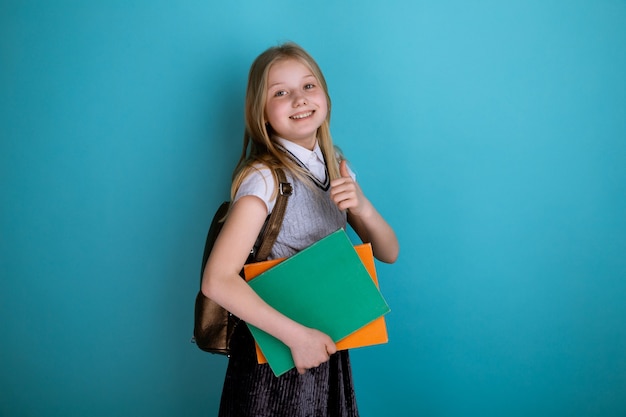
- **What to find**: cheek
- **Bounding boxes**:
[266,100,286,118]
[318,94,329,111]
[318,97,329,117]
[265,102,278,122]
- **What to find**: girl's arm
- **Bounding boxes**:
[201,195,336,374]
[330,160,399,263]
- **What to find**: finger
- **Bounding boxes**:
[339,159,350,178]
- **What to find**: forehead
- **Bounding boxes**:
[267,58,316,84]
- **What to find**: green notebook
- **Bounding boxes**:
[246,229,391,376]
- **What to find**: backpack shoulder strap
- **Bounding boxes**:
[255,167,291,261]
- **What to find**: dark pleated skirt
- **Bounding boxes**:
[218,321,360,417]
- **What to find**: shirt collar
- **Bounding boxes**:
[275,137,325,165]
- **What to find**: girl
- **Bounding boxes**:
[202,42,399,417]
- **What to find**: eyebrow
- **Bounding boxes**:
[268,74,317,89]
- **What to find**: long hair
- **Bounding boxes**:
[230,42,342,201]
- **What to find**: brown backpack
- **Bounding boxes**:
[192,168,291,355]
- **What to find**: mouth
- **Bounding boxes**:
[290,111,314,120]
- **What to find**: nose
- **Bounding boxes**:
[293,92,307,107]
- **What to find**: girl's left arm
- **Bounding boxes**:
[330,160,399,263]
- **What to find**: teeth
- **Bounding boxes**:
[290,111,313,120]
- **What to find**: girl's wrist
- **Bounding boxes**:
[351,199,375,220]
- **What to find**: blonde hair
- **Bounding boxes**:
[230,42,342,201]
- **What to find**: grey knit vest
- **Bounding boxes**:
[266,170,346,260]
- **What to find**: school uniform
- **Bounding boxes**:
[218,138,359,417]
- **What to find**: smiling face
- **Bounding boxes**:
[264,58,328,150]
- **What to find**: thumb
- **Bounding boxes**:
[339,159,350,178]
[326,340,337,356]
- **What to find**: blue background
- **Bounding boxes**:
[2,1,625,416]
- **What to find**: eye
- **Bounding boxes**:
[304,83,315,90]
[273,90,287,97]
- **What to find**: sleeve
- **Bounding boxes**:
[233,166,277,214]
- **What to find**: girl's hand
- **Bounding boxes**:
[287,327,337,375]
[330,160,372,217]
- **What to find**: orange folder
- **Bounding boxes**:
[243,243,388,364]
